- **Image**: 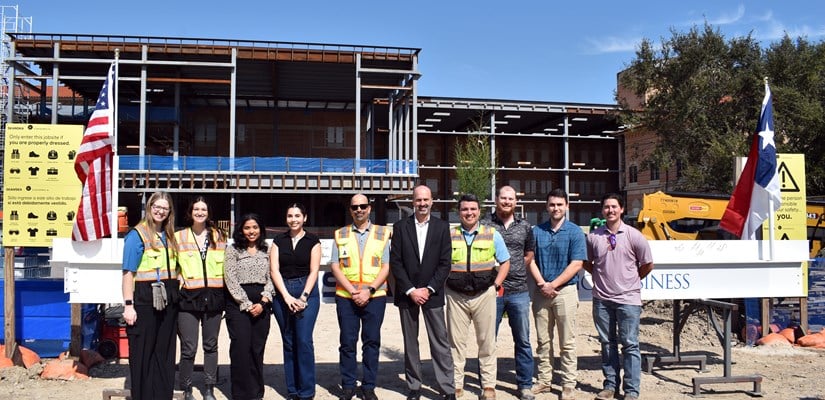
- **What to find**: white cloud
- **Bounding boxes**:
[585,36,642,54]
[707,4,745,26]
[755,20,825,41]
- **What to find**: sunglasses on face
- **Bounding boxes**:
[350,204,370,211]
[608,233,617,250]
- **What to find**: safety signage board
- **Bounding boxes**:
[764,153,806,241]
[2,123,84,247]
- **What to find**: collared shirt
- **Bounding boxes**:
[459,224,511,264]
[482,213,534,293]
[586,222,653,306]
[415,216,430,262]
[330,222,390,263]
[533,219,586,286]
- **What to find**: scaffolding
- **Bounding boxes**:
[0,4,33,210]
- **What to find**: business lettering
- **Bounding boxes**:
[642,273,691,290]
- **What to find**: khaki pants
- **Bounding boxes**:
[446,286,497,390]
[532,284,579,387]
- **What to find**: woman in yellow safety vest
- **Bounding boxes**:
[121,191,179,400]
[175,196,226,400]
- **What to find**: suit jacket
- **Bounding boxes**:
[390,215,452,309]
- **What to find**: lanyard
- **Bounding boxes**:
[193,228,210,287]
[155,232,170,282]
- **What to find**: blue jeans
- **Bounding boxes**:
[592,298,642,397]
[272,276,320,398]
[495,290,534,390]
[336,295,386,390]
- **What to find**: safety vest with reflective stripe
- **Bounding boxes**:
[175,228,226,289]
[450,224,497,273]
[133,222,178,282]
[334,224,389,298]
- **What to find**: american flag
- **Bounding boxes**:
[72,62,116,241]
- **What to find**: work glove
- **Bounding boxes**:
[151,281,168,311]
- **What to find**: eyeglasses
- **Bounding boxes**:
[151,205,170,213]
[608,233,617,250]
[350,204,370,211]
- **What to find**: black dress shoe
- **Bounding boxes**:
[362,388,379,400]
[339,388,356,400]
[407,389,421,400]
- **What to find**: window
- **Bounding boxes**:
[629,165,638,183]
[650,163,660,181]
[326,126,344,147]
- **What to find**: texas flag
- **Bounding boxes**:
[720,82,781,239]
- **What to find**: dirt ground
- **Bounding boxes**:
[1,299,823,400]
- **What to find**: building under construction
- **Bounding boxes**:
[3,32,623,235]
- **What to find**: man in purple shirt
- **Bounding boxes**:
[584,193,654,400]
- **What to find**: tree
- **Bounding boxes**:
[618,24,766,193]
[764,36,825,194]
[619,23,825,196]
[454,113,496,212]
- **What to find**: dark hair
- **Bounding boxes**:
[232,213,268,252]
[546,188,569,203]
[184,196,225,249]
[601,193,625,208]
[458,193,480,207]
[286,203,307,217]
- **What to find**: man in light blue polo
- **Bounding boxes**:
[529,188,586,400]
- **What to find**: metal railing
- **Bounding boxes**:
[119,155,418,175]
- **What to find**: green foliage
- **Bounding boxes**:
[620,24,825,195]
[455,113,497,211]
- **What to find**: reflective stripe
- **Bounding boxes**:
[133,222,177,281]
[175,228,226,289]
[333,224,389,298]
[450,225,497,272]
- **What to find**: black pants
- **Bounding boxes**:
[225,285,271,400]
[178,309,223,387]
[126,303,178,400]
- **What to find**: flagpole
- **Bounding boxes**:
[765,77,775,261]
[110,49,120,255]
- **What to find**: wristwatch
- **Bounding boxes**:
[368,286,377,295]
[124,299,133,306]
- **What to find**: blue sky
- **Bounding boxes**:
[11,1,825,104]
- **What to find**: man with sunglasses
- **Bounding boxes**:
[528,189,586,400]
[330,194,391,400]
[583,193,654,400]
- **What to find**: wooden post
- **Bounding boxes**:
[69,303,82,357]
[761,298,771,336]
[4,247,22,364]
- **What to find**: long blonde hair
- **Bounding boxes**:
[143,191,178,253]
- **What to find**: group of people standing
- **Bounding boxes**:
[121,193,321,400]
[119,185,653,400]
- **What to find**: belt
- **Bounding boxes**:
[455,287,489,297]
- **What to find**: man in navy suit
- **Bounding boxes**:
[391,185,456,400]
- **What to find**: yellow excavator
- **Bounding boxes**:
[635,191,825,258]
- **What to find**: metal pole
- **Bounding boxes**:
[355,53,361,168]
[229,48,237,171]
[51,42,59,124]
